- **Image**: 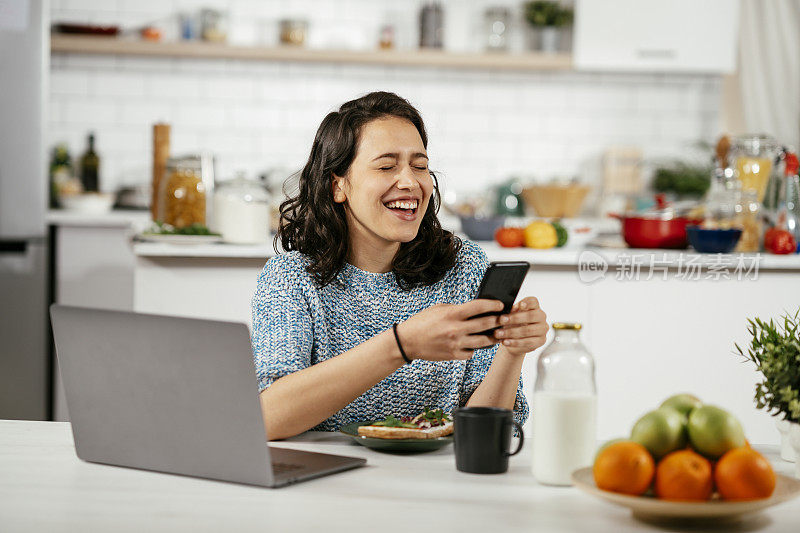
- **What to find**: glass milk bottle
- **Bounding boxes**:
[532,322,597,486]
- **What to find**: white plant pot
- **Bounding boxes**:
[538,27,559,53]
[790,422,800,479]
[777,418,796,462]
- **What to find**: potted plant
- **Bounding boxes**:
[652,161,713,200]
[735,308,800,473]
[523,1,574,53]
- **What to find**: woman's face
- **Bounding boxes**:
[333,116,433,248]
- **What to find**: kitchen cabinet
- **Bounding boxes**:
[132,240,800,446]
[573,0,739,73]
[48,210,150,421]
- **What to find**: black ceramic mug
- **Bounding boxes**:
[454,406,524,474]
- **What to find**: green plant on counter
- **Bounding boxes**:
[145,221,221,236]
[735,308,800,423]
[652,162,712,197]
[524,1,574,27]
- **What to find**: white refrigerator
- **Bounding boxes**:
[0,0,50,420]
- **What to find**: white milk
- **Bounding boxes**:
[531,391,597,486]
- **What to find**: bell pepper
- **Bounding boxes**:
[767,229,797,254]
[764,227,779,250]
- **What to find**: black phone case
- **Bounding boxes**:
[470,261,530,339]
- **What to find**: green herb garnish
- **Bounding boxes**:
[735,308,800,423]
[421,406,450,422]
[144,221,221,236]
[372,415,417,428]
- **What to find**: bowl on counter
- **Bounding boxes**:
[59,192,115,214]
[686,226,742,254]
[521,184,591,218]
[459,216,505,241]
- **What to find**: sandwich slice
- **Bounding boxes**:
[357,408,453,439]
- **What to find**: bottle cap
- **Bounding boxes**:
[552,322,582,330]
[785,152,799,176]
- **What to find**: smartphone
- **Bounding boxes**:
[470,261,530,338]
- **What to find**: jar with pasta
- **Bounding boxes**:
[157,158,206,228]
[734,189,762,253]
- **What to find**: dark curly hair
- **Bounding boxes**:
[276,91,461,290]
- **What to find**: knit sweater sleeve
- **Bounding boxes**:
[251,254,314,392]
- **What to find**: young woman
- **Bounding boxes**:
[252,92,548,440]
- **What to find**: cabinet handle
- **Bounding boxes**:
[635,49,677,60]
[0,241,27,254]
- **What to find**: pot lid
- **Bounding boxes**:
[620,194,699,220]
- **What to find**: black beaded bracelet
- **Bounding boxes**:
[392,323,413,364]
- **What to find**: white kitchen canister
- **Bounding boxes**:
[213,173,271,244]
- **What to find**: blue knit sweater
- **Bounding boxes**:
[251,239,529,431]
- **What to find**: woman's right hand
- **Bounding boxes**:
[396,299,504,361]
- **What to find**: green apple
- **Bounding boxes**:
[630,408,688,459]
[687,405,745,458]
[660,393,702,417]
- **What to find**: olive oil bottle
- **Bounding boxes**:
[49,143,73,208]
[79,133,100,192]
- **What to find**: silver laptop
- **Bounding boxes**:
[50,304,366,488]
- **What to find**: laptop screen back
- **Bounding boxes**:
[50,305,273,487]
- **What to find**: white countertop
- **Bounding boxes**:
[47,209,151,228]
[133,240,276,258]
[132,239,800,270]
[45,210,800,270]
[2,420,798,532]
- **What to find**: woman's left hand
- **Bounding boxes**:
[493,296,549,356]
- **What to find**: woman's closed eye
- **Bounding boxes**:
[377,164,428,171]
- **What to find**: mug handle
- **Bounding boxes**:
[505,421,524,457]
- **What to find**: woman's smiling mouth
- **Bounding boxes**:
[383,198,419,221]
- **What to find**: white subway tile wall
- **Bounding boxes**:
[49,0,722,198]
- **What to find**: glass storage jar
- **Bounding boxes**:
[776,153,800,247]
[157,157,206,228]
[531,322,597,486]
[484,7,510,51]
[729,134,780,203]
[212,172,271,244]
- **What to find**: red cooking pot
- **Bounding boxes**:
[610,195,702,249]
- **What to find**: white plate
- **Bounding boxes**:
[572,467,800,523]
[137,233,223,245]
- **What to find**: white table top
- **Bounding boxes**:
[2,420,798,532]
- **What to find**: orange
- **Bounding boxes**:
[654,449,713,501]
[714,447,776,500]
[593,441,655,495]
